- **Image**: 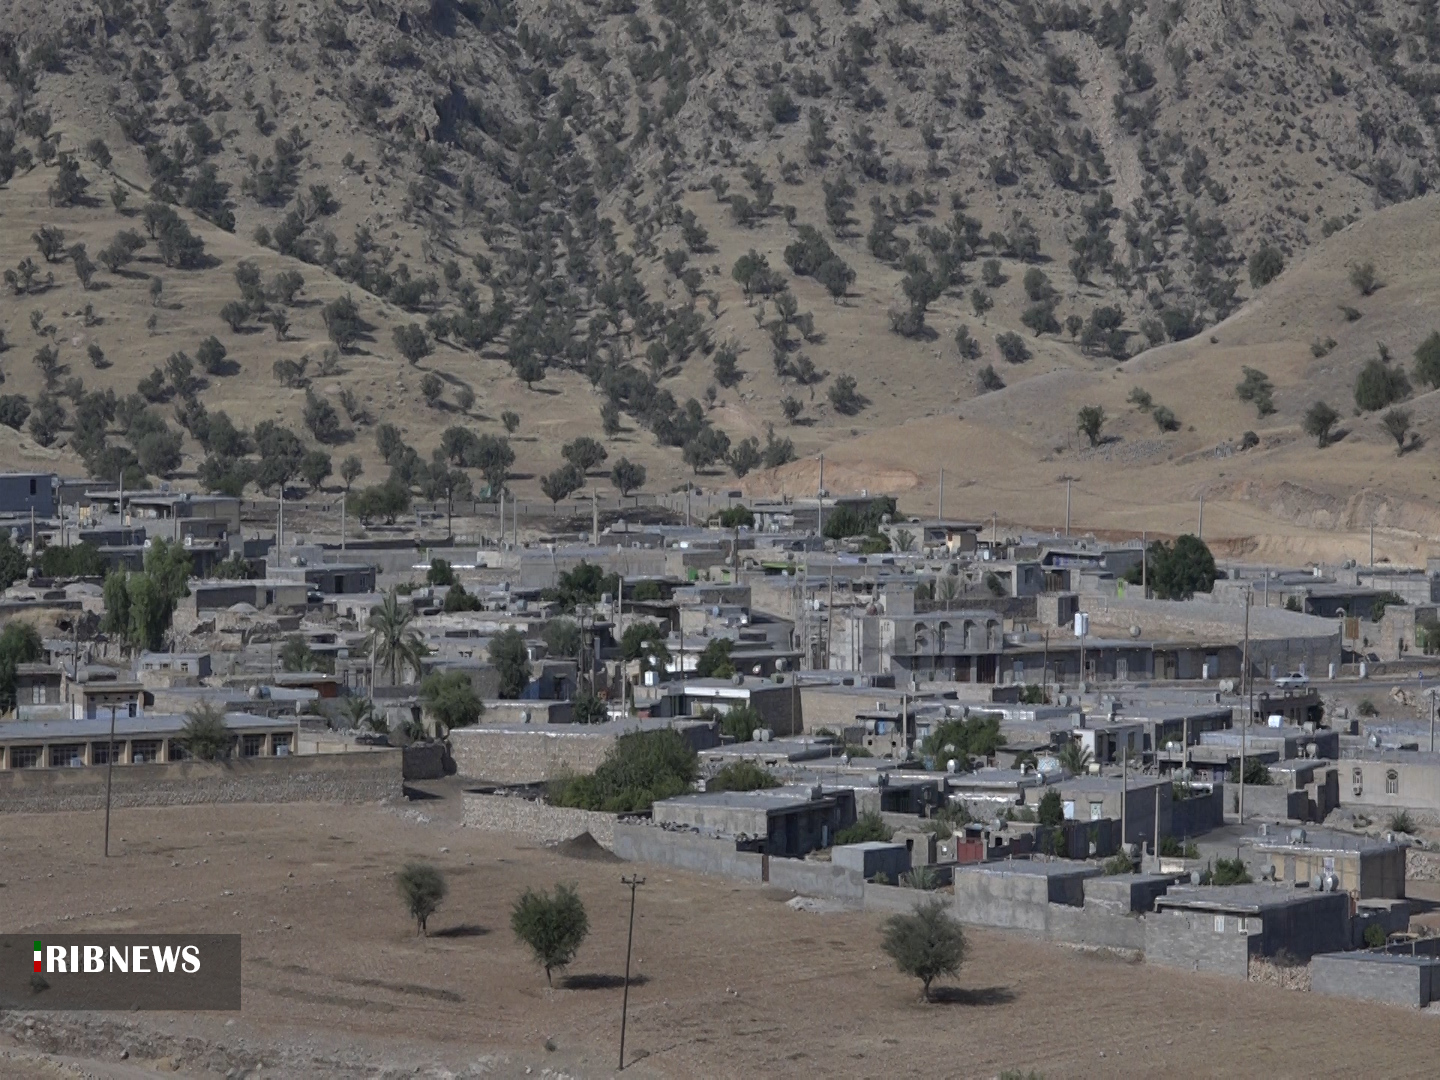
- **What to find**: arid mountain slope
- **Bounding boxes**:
[1,0,1439,546]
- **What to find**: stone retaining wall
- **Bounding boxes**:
[0,750,402,813]
[461,792,620,848]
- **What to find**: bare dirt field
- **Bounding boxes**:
[2,794,1438,1079]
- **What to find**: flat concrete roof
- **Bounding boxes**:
[658,785,834,812]
[956,859,1101,879]
[1315,952,1440,967]
[1155,884,1339,914]
[1056,775,1169,794]
[0,713,296,742]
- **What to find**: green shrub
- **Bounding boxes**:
[835,811,893,845]
[1388,809,1417,835]
[706,761,780,792]
[1210,856,1253,886]
[1103,851,1135,875]
[1363,923,1388,948]
[549,729,699,813]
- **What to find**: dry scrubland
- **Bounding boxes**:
[0,800,1439,1078]
[3,1,1440,555]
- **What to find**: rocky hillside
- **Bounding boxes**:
[2,0,1439,533]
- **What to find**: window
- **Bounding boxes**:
[1062,800,1076,820]
[1090,801,1104,821]
[1386,770,1400,796]
[130,740,162,764]
[241,734,266,758]
[50,744,85,767]
[1352,767,1363,795]
[32,684,43,704]
[29,478,36,496]
[271,733,292,756]
[10,746,42,769]
[91,742,121,765]
[169,741,192,761]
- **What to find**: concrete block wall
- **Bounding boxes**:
[952,869,1052,933]
[1048,903,1146,952]
[833,842,910,881]
[769,857,865,900]
[462,793,622,848]
[612,822,763,881]
[1170,787,1224,837]
[0,750,402,812]
[1234,784,1307,822]
[449,727,614,783]
[1143,910,1253,977]
[402,742,446,780]
[1311,954,1438,1008]
[1256,891,1352,960]
[863,883,944,915]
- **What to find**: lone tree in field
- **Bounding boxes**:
[1303,400,1339,447]
[511,883,589,986]
[880,897,967,1002]
[397,862,447,936]
[1382,408,1412,453]
[1076,405,1105,446]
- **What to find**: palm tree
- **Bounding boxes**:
[339,695,385,734]
[367,590,427,686]
[1057,740,1093,776]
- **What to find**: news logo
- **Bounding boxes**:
[2,935,240,1011]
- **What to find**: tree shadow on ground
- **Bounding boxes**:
[431,924,489,939]
[561,973,650,990]
[928,985,1015,1006]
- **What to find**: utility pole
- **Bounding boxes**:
[1197,494,1204,541]
[937,467,944,523]
[499,489,505,547]
[592,489,599,546]
[1042,631,1049,698]
[618,874,646,1071]
[1431,689,1436,754]
[102,704,118,857]
[1240,589,1251,825]
[1370,522,1375,569]
[341,493,346,551]
[992,512,998,550]
[1141,530,1147,597]
[817,453,825,537]
[1120,746,1128,852]
[1065,479,1071,537]
[825,567,836,671]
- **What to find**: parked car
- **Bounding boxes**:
[1275,672,1309,688]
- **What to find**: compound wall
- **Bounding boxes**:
[0,750,402,813]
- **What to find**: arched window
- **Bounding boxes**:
[1386,770,1400,796]
[1352,767,1363,794]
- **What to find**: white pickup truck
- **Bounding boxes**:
[1275,672,1309,688]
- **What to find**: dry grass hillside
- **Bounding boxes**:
[767,194,1440,563]
[3,0,1440,547]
